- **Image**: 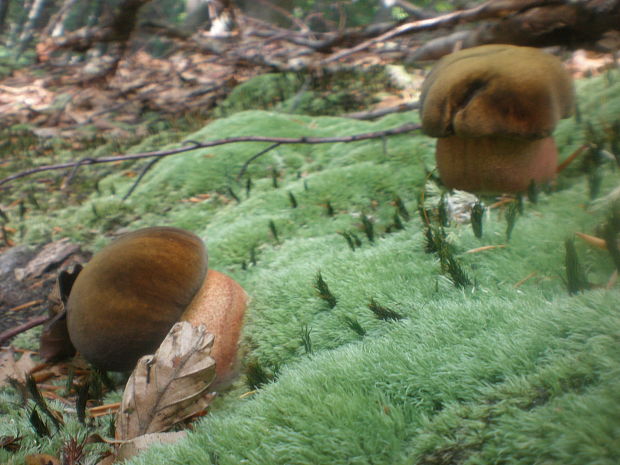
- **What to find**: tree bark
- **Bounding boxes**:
[17,0,49,56]
[0,0,10,34]
[45,0,81,37]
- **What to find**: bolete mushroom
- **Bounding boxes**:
[419,44,574,193]
[60,226,247,378]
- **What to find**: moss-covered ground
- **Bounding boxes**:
[1,69,619,464]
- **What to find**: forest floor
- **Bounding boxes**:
[0,45,618,464]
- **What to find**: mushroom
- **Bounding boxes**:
[55,227,247,378]
[419,44,574,194]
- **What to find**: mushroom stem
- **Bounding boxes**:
[181,269,248,386]
[435,135,558,193]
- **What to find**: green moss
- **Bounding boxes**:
[216,69,387,117]
[216,73,305,116]
[2,70,619,465]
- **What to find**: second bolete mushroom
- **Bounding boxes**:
[419,44,575,194]
[61,226,247,378]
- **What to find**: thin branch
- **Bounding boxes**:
[322,0,557,64]
[122,157,162,200]
[0,315,49,347]
[0,123,421,189]
[237,142,281,180]
[344,101,420,120]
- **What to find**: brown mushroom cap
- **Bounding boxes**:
[66,227,208,371]
[420,45,574,139]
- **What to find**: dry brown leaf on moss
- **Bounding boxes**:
[0,348,38,387]
[115,322,216,440]
[24,453,60,465]
[116,431,188,461]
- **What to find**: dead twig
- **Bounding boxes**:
[0,123,421,189]
[122,157,163,201]
[7,300,44,312]
[344,101,419,120]
[464,244,507,254]
[322,0,557,64]
[0,315,50,347]
[237,142,281,180]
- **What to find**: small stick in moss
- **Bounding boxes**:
[391,212,405,232]
[527,180,539,204]
[505,201,519,241]
[516,193,525,214]
[26,375,62,428]
[419,206,433,227]
[424,225,437,254]
[227,186,241,203]
[470,201,485,238]
[268,220,280,243]
[245,177,253,197]
[603,212,620,272]
[324,200,335,217]
[250,246,257,266]
[368,298,403,321]
[245,359,276,390]
[439,245,471,288]
[361,214,375,243]
[565,238,589,295]
[300,325,313,354]
[0,435,21,452]
[237,142,281,180]
[27,192,39,210]
[315,271,337,308]
[339,231,356,251]
[29,408,50,437]
[438,193,450,227]
[63,367,75,397]
[588,164,603,200]
[122,157,162,201]
[271,167,279,188]
[394,196,410,221]
[343,316,366,336]
[288,191,298,208]
[76,382,89,424]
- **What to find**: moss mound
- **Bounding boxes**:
[1,69,619,465]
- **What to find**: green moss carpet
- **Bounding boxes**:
[2,70,619,464]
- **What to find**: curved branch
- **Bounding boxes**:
[0,315,49,347]
[322,0,560,64]
[0,123,421,189]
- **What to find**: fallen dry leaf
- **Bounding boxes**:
[0,348,38,387]
[24,453,60,465]
[115,322,216,440]
[116,431,187,461]
[575,232,607,250]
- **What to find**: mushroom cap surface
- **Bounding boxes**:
[66,226,208,371]
[420,44,574,139]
